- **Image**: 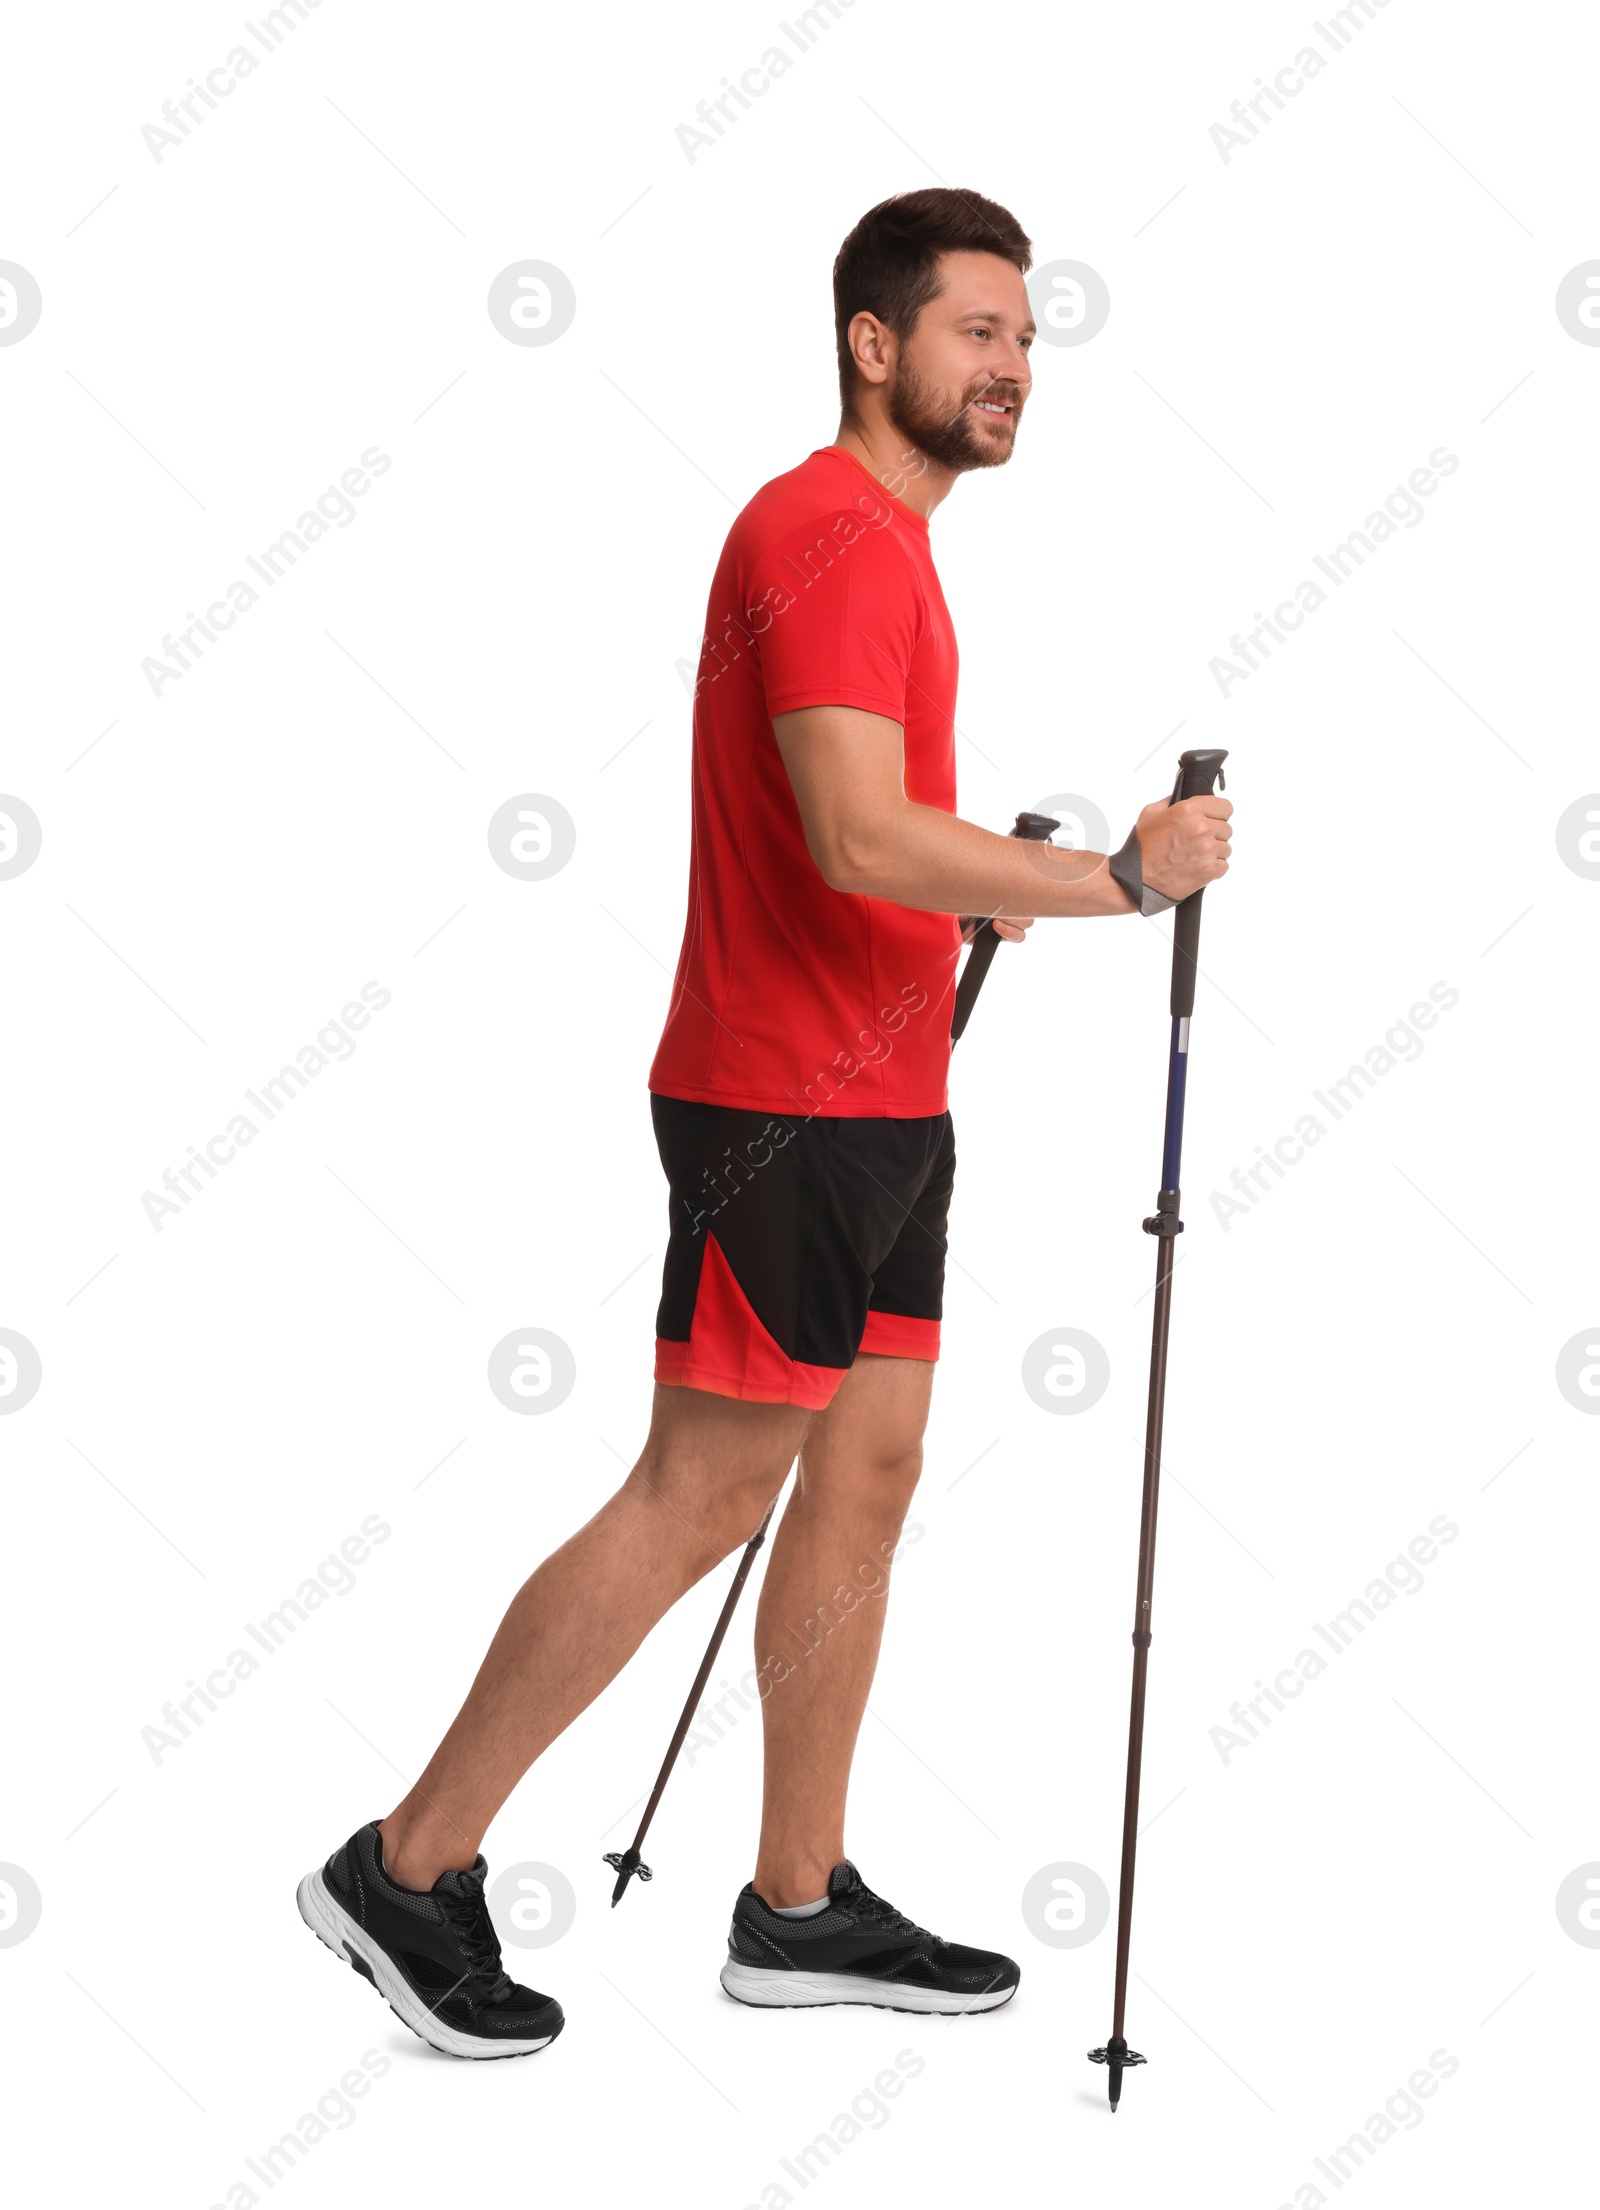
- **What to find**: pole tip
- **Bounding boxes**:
[1088,2037,1145,2110]
[603,1848,652,1907]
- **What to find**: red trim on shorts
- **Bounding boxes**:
[654,1231,846,1409]
[858,1308,941,1362]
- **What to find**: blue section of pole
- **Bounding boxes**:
[1160,1015,1189,1191]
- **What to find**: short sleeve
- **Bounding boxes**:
[749,507,924,725]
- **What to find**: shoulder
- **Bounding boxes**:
[735,452,920,589]
[735,449,907,549]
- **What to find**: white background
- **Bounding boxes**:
[2,0,1596,2203]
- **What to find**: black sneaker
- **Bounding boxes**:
[296,1822,563,2060]
[720,1860,1019,2014]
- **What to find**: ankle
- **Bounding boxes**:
[752,1859,837,1910]
[377,1812,473,1895]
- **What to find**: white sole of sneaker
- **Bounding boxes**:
[719,1959,1016,2014]
[296,1867,559,2061]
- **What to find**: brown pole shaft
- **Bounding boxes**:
[623,1495,779,1859]
[1110,1232,1176,2039]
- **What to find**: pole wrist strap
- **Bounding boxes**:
[1108,825,1178,917]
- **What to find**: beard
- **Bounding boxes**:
[886,361,1025,474]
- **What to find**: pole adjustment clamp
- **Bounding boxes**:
[1141,1188,1184,1237]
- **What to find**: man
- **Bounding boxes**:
[298,187,1233,2058]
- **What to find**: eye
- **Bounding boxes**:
[968,325,992,340]
[1019,334,1034,351]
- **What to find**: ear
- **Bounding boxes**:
[846,308,895,390]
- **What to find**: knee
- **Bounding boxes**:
[803,1438,924,1523]
[873,1440,924,1513]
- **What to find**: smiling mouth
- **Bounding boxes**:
[973,398,1016,419]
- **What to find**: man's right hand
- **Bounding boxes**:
[1135,794,1233,903]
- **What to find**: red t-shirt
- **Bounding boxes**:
[648,445,961,1119]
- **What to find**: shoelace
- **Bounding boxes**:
[844,1882,929,1942]
[439,1882,513,1999]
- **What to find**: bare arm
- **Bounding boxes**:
[772,706,1232,921]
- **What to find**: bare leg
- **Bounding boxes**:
[750,1353,933,1906]
[380,1382,811,1891]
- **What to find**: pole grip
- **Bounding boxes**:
[950,811,1059,1042]
[1168,750,1227,1020]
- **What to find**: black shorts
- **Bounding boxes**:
[650,1095,957,1408]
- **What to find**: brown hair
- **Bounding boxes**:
[832,188,1033,412]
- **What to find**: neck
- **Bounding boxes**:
[831,411,957,519]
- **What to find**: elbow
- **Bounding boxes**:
[816,826,881,897]
[820,854,868,895]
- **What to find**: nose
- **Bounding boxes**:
[998,339,1032,391]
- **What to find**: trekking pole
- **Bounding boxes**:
[949,811,1060,1042]
[1090,745,1229,2111]
[604,1495,779,1904]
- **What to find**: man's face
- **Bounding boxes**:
[888,250,1036,473]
